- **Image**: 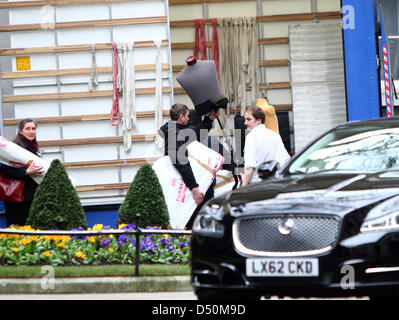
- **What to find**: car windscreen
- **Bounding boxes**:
[288,124,399,175]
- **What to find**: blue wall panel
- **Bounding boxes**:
[342,0,381,121]
[0,208,119,229]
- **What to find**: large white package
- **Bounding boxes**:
[152,140,224,229]
[0,136,50,184]
[214,170,237,198]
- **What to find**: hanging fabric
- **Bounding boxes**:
[117,42,136,152]
[210,18,220,78]
[110,41,120,126]
[88,43,98,91]
[194,19,220,76]
[154,40,164,151]
[218,16,259,116]
[194,19,207,60]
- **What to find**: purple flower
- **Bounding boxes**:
[166,245,176,253]
[140,237,158,252]
[160,237,170,245]
[71,226,86,241]
[117,234,135,246]
[178,242,187,248]
[100,237,113,246]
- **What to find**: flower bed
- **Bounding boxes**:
[0,224,190,266]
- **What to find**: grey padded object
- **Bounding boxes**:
[176,56,228,115]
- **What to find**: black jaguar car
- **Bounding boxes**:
[191,117,399,300]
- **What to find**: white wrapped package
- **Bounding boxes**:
[213,170,237,198]
[152,140,224,229]
[0,136,50,184]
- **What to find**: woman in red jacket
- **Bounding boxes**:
[2,118,43,226]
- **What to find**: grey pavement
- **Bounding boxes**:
[0,276,369,300]
[0,275,191,294]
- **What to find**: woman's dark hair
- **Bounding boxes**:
[246,106,265,124]
[18,118,37,132]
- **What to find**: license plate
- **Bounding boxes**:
[246,258,319,277]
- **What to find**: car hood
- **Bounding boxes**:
[221,171,399,218]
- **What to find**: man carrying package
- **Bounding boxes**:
[159,103,219,228]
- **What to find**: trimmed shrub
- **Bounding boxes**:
[117,163,169,228]
[27,159,88,230]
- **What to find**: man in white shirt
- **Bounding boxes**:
[242,106,290,186]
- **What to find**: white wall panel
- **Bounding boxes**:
[121,166,139,183]
[209,2,256,17]
[35,123,62,140]
[3,0,173,206]
[169,4,202,21]
[63,144,118,162]
[57,28,112,46]
[111,0,166,19]
[119,140,163,159]
[56,4,109,22]
[262,0,311,15]
[15,101,60,118]
[61,98,113,115]
[10,31,55,49]
[69,167,120,185]
[9,7,45,24]
[62,121,116,139]
[317,0,341,12]
[112,25,166,43]
[290,22,347,153]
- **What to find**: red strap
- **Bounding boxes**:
[110,42,120,126]
[194,19,207,60]
[211,18,219,77]
[194,19,200,59]
[199,20,207,60]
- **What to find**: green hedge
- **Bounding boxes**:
[118,164,169,228]
[27,159,87,230]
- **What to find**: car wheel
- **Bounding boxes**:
[195,288,261,301]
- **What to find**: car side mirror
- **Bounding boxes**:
[258,160,279,180]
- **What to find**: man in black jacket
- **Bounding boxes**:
[159,103,218,227]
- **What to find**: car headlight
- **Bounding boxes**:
[360,196,399,232]
[192,203,225,237]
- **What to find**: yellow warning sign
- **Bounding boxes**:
[16,56,31,71]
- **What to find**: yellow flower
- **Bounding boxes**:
[61,236,70,243]
[118,224,127,229]
[92,224,103,231]
[20,238,31,246]
[42,251,51,257]
[57,241,66,248]
[76,251,85,259]
[20,225,34,231]
[108,247,114,252]
[162,234,169,238]
[11,248,19,253]
[87,236,96,243]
